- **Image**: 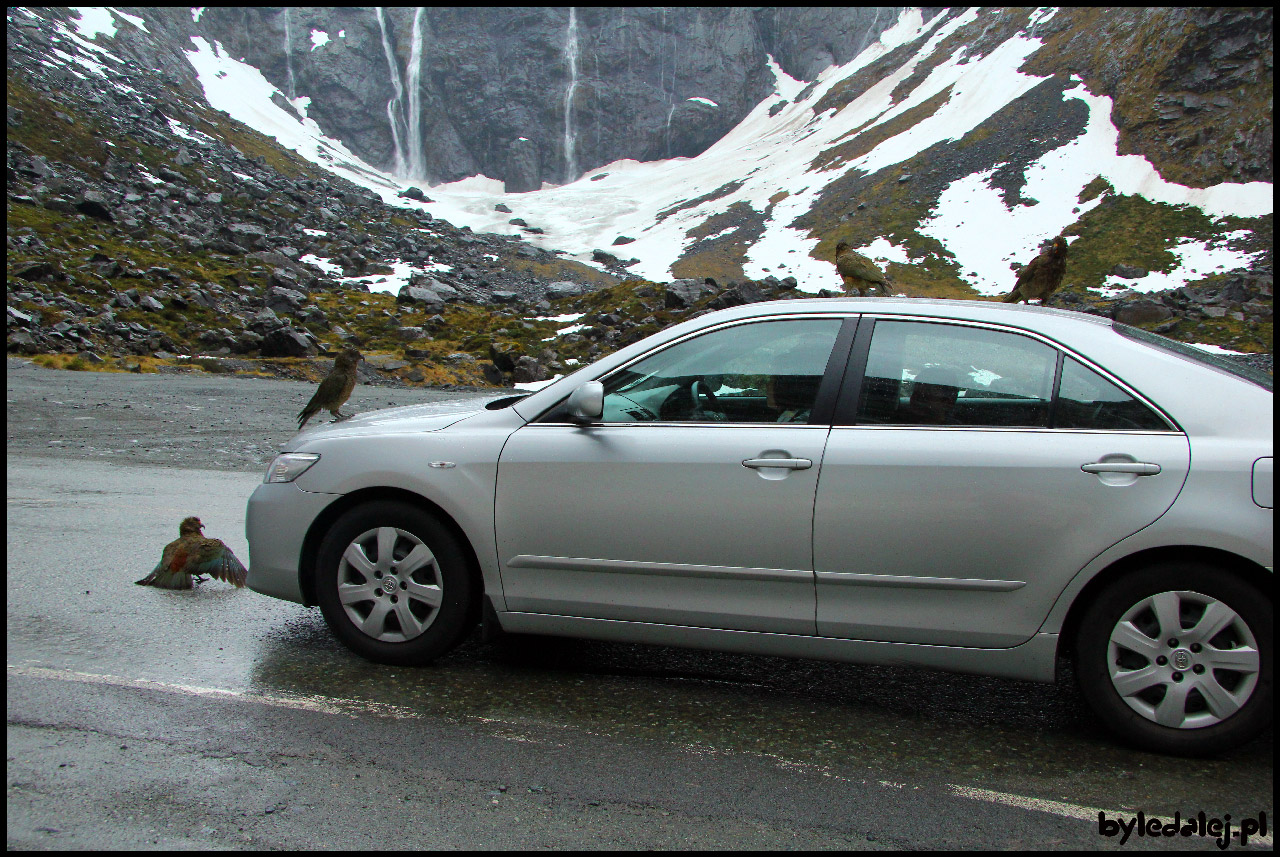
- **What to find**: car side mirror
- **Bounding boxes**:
[565,381,604,424]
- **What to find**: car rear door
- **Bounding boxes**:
[812,317,1190,648]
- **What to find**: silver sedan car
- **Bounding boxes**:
[246,298,1273,756]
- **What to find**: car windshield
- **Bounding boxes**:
[1113,323,1273,392]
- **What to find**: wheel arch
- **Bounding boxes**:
[1057,545,1273,660]
[299,486,484,611]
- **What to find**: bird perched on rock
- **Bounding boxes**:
[298,345,362,429]
[136,517,247,590]
[1003,237,1068,304]
[835,241,891,296]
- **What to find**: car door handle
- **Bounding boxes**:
[742,458,813,470]
[1081,461,1162,476]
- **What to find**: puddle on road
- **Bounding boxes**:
[242,615,1272,820]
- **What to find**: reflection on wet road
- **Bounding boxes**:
[7,453,1273,844]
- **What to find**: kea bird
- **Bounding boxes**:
[835,241,891,296]
[298,345,362,429]
[1002,236,1068,304]
[136,516,247,590]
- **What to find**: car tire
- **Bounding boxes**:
[1075,563,1272,756]
[315,501,477,666]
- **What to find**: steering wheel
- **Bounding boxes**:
[689,377,725,421]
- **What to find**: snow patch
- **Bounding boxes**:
[1092,235,1264,296]
[68,7,117,39]
[1188,342,1247,356]
[109,8,148,32]
[298,254,342,276]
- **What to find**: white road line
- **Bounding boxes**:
[7,664,421,720]
[949,784,1272,849]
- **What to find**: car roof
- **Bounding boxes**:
[697,296,1114,327]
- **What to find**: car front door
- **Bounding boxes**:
[812,318,1191,648]
[495,316,852,634]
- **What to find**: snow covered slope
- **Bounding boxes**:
[159,7,1272,299]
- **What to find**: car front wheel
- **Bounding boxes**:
[316,501,476,666]
[1075,563,1272,756]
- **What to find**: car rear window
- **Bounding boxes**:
[1113,323,1273,392]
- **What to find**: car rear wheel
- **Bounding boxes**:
[1075,563,1271,756]
[316,501,476,666]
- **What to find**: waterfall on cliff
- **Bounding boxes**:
[854,7,883,57]
[406,7,426,180]
[375,7,408,177]
[664,104,676,159]
[562,6,580,184]
[660,9,675,158]
[283,8,296,99]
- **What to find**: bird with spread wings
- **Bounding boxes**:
[136,516,247,590]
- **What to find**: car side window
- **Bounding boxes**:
[856,321,1057,427]
[595,319,843,423]
[1054,356,1171,431]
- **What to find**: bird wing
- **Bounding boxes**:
[1013,254,1043,289]
[299,371,346,419]
[136,537,194,589]
[186,537,248,587]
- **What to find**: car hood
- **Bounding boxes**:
[292,403,480,441]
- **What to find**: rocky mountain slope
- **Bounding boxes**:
[5,7,1273,388]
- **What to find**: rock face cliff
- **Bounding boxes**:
[192,7,913,191]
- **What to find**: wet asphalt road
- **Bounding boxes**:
[6,363,1274,849]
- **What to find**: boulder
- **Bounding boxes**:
[546,281,582,299]
[1115,300,1174,325]
[76,191,114,222]
[265,286,307,313]
[1111,263,1149,279]
[221,223,268,250]
[259,326,317,357]
[512,355,548,384]
[664,278,712,309]
[397,285,445,310]
[15,261,57,282]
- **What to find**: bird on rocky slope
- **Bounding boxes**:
[835,241,891,296]
[136,516,247,590]
[1002,236,1069,304]
[297,345,362,429]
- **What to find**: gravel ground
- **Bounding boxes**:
[6,359,506,473]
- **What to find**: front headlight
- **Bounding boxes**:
[265,452,321,483]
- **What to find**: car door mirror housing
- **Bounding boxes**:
[566,381,604,424]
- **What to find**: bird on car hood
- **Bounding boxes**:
[136,516,247,590]
[298,345,362,429]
